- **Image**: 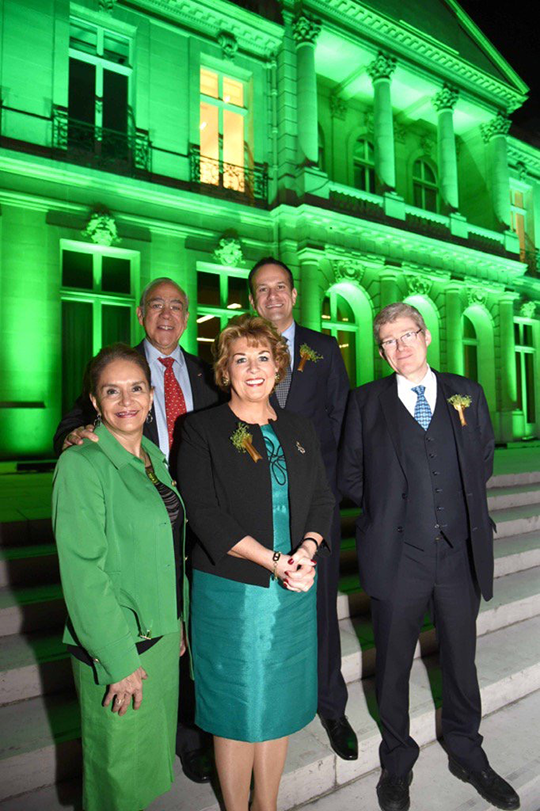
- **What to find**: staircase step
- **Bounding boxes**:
[0,584,65,637]
[492,502,540,539]
[487,482,540,509]
[0,631,70,704]
[0,545,59,588]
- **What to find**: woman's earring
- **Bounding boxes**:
[94,414,102,428]
[146,411,154,424]
[223,377,230,386]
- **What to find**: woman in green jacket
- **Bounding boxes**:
[52,343,187,811]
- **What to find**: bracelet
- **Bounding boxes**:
[302,537,320,554]
[271,550,281,580]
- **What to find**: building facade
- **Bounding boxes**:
[0,0,539,458]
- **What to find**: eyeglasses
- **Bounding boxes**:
[379,328,423,351]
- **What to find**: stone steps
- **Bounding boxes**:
[0,631,71,704]
[0,584,65,638]
[0,545,59,588]
[2,616,538,808]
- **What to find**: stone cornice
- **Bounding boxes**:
[507,137,540,178]
[304,0,526,111]
[432,84,459,113]
[127,0,284,58]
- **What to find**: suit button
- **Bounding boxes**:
[432,471,440,476]
[397,526,404,533]
[436,506,444,511]
[401,493,407,499]
[435,487,442,493]
[435,535,442,541]
[429,453,436,458]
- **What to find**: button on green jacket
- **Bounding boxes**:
[52,424,187,685]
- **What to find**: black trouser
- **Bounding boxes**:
[369,538,488,776]
[317,501,348,719]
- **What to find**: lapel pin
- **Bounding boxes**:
[296,441,306,454]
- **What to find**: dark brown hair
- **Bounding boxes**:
[84,343,152,397]
[248,257,295,298]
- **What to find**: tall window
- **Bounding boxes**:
[463,314,478,381]
[321,290,357,385]
[200,68,248,192]
[60,242,136,412]
[412,159,438,213]
[510,188,529,263]
[515,320,536,430]
[353,139,375,193]
[68,20,131,159]
[196,268,249,363]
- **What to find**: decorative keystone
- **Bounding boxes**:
[367,52,397,82]
[432,84,459,112]
[481,111,511,142]
[83,209,119,246]
[99,0,117,11]
[520,301,537,318]
[214,236,244,267]
[407,276,432,297]
[292,14,321,45]
[334,260,364,283]
[218,32,238,60]
[467,287,487,307]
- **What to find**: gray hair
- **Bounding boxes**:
[139,277,189,314]
[373,302,427,345]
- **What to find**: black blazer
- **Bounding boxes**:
[177,403,335,587]
[271,324,350,489]
[339,371,496,601]
[53,341,219,456]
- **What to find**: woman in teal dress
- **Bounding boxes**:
[178,314,335,811]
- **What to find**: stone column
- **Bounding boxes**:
[432,84,459,213]
[445,284,464,374]
[498,293,518,441]
[367,52,397,193]
[292,14,321,166]
[481,112,512,231]
[299,257,321,332]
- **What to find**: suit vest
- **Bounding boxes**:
[398,392,469,551]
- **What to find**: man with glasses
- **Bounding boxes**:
[339,302,519,811]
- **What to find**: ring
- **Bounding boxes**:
[116,698,123,705]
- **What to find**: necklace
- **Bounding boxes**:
[146,466,160,485]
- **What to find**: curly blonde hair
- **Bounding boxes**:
[213,313,290,392]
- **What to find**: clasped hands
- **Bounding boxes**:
[275,539,318,593]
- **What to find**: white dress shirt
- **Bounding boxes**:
[396,366,437,418]
[281,321,296,368]
[144,339,194,459]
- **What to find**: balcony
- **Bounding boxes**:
[52,106,151,176]
[189,146,268,205]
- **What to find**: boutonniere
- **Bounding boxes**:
[448,394,472,426]
[295,441,306,454]
[230,422,262,463]
[298,343,323,372]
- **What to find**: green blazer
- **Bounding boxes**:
[52,424,187,685]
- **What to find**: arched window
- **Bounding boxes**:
[412,159,438,213]
[322,289,357,385]
[318,124,325,173]
[353,139,375,193]
[463,314,478,381]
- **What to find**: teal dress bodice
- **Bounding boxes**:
[191,424,318,742]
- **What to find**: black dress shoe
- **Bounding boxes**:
[449,758,520,810]
[180,748,213,783]
[376,769,413,811]
[319,715,358,760]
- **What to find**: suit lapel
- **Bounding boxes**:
[379,375,407,479]
[436,372,471,485]
[183,351,204,410]
[284,323,304,407]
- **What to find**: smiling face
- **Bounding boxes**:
[378,316,431,382]
[136,281,189,355]
[249,264,297,333]
[90,359,154,440]
[227,337,277,407]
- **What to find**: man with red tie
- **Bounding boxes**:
[53,277,219,783]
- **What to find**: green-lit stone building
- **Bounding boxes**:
[1,0,539,458]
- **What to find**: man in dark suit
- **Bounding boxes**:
[339,302,519,811]
[249,257,358,761]
[53,276,219,784]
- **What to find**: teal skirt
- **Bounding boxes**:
[191,424,317,742]
[72,627,180,811]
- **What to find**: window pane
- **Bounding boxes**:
[103,33,130,65]
[197,272,220,307]
[62,250,93,289]
[200,102,219,185]
[513,190,524,208]
[423,163,436,184]
[70,22,97,55]
[516,353,523,411]
[354,163,367,191]
[102,304,131,347]
[62,300,93,414]
[425,187,437,212]
[335,294,354,323]
[524,352,536,424]
[463,315,476,340]
[201,68,218,98]
[464,343,478,382]
[338,330,356,386]
[223,110,244,190]
[321,296,331,320]
[227,276,249,309]
[102,256,131,294]
[223,77,243,107]
[412,160,422,179]
[69,58,95,125]
[103,70,128,134]
[367,167,376,194]
[197,314,220,364]
[524,324,533,347]
[514,323,522,345]
[413,183,423,208]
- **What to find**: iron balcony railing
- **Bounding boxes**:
[52,106,151,175]
[189,146,268,203]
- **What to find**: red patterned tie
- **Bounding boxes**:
[158,357,187,449]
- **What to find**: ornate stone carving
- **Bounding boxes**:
[407,276,432,297]
[367,52,397,82]
[520,301,537,318]
[98,0,117,11]
[214,237,244,267]
[364,111,374,134]
[394,124,407,144]
[516,161,529,182]
[292,14,321,45]
[218,32,238,60]
[334,260,364,284]
[83,210,119,246]
[481,111,511,143]
[467,287,487,307]
[330,93,347,120]
[432,84,459,113]
[421,135,435,156]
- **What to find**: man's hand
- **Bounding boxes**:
[103,666,148,716]
[62,424,98,451]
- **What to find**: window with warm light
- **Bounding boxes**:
[196,268,250,364]
[412,159,438,213]
[353,139,375,193]
[514,319,537,430]
[199,67,247,192]
[321,290,357,385]
[510,187,530,263]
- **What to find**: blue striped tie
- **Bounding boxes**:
[412,385,432,430]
